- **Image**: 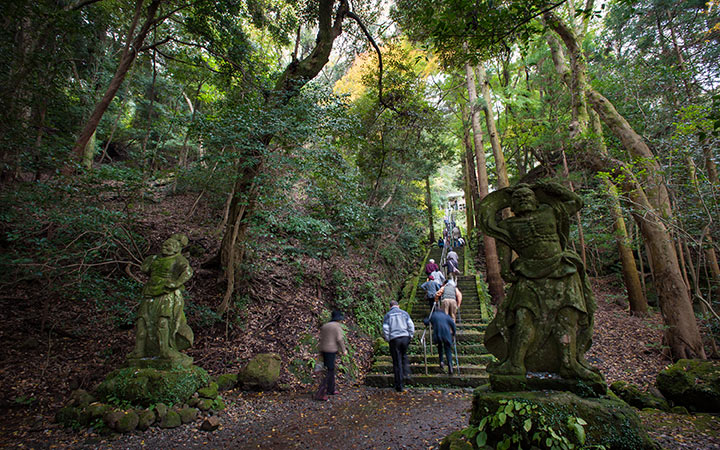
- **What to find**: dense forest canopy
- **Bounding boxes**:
[1,0,720,412]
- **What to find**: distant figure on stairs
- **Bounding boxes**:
[445,248,460,281]
[420,275,442,309]
[424,258,439,275]
[452,225,461,247]
[317,310,347,400]
[423,310,456,375]
[430,268,445,286]
[435,280,462,322]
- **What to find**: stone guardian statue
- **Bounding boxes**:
[127,233,194,369]
[478,182,604,388]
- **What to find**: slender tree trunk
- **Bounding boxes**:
[71,0,162,167]
[476,63,509,189]
[464,63,504,304]
[425,176,436,243]
[462,157,473,237]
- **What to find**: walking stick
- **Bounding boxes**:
[420,301,437,376]
[453,335,460,375]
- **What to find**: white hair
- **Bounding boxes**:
[429,259,435,263]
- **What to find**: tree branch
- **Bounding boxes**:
[345,11,398,113]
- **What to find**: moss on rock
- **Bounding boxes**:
[160,410,182,428]
[96,365,209,407]
[467,391,655,450]
[237,353,282,391]
[115,410,139,433]
[656,359,720,412]
[198,382,218,399]
[216,373,237,391]
[137,409,156,430]
[610,381,670,411]
[178,407,199,424]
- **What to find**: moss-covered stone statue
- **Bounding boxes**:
[127,233,194,369]
[479,181,604,393]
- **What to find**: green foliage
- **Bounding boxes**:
[462,399,600,450]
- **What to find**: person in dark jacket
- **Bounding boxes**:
[423,310,456,375]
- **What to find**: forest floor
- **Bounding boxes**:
[1,191,719,449]
[2,279,720,449]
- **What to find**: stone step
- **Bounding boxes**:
[364,373,488,388]
[374,354,494,365]
[370,362,487,375]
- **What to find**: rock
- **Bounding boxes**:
[115,410,139,433]
[188,396,200,407]
[197,398,213,411]
[237,353,282,391]
[69,389,96,408]
[200,415,221,431]
[96,365,209,407]
[198,382,219,399]
[87,402,112,421]
[137,409,156,430]
[178,407,199,424]
[55,406,83,427]
[154,403,168,420]
[216,373,238,391]
[610,381,670,411]
[672,406,690,415]
[439,430,475,450]
[467,390,655,449]
[103,410,124,430]
[656,359,720,412]
[160,410,182,428]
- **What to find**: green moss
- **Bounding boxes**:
[198,382,219,399]
[160,410,181,428]
[137,409,155,430]
[96,365,209,408]
[115,411,139,433]
[216,373,237,391]
[611,380,670,411]
[178,407,199,424]
[238,353,281,390]
[657,359,720,412]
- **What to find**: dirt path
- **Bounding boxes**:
[14,386,472,449]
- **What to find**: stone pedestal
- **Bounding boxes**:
[441,390,655,450]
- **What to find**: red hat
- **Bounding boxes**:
[428,275,434,280]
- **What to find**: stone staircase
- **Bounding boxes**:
[365,245,494,388]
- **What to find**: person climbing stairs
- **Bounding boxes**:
[365,245,494,388]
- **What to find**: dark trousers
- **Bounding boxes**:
[322,352,337,394]
[437,339,453,369]
[389,336,411,391]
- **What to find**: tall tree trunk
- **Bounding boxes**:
[464,63,504,304]
[425,176,436,243]
[218,0,352,310]
[606,180,647,315]
[476,63,509,189]
[71,0,162,167]
[547,11,705,360]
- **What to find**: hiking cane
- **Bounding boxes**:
[420,301,437,375]
[453,334,460,375]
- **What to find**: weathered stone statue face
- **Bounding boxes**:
[161,238,182,256]
[510,187,538,215]
[127,234,194,369]
[478,181,605,395]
